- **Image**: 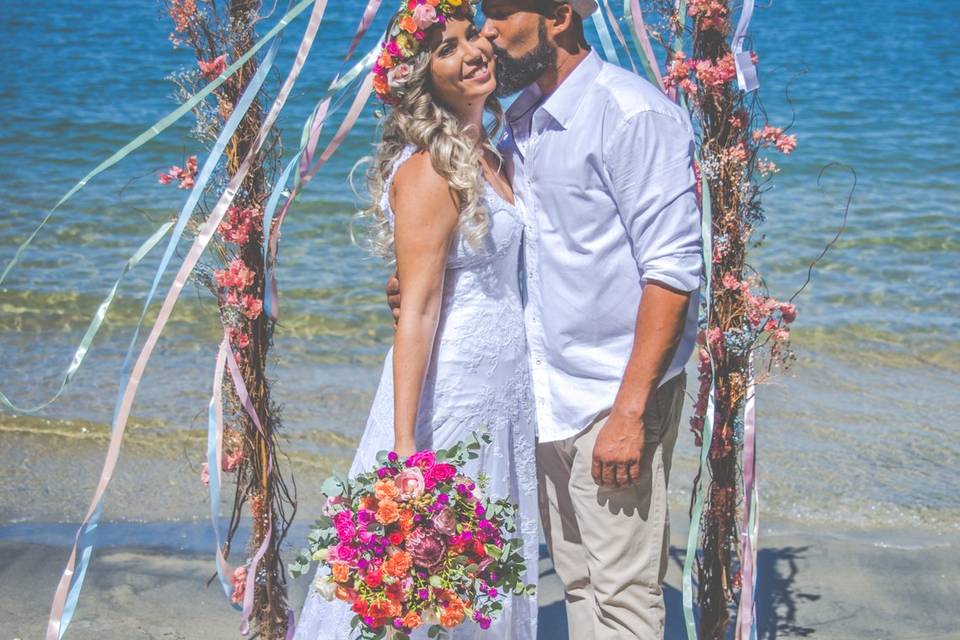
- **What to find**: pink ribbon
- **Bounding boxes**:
[736,355,759,640]
[46,1,331,636]
[629,0,665,91]
[266,71,374,320]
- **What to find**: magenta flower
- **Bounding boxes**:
[405,450,436,471]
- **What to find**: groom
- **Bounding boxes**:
[389,1,701,637]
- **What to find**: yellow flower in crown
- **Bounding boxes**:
[372,0,477,103]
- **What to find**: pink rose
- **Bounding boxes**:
[387,62,414,89]
[426,463,456,485]
[405,450,435,471]
[431,507,458,536]
[332,542,358,563]
[323,494,345,516]
[405,527,447,568]
[395,467,425,500]
[412,3,437,30]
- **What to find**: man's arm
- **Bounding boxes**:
[593,109,702,489]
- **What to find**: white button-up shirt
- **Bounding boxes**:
[501,51,702,443]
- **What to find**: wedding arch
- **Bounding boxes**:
[0,1,799,638]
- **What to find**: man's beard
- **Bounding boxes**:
[492,20,556,97]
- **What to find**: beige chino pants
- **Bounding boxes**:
[536,373,685,640]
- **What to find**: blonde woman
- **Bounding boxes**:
[294,3,538,639]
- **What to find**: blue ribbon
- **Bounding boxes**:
[55,19,290,638]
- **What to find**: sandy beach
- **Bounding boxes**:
[3,519,955,640]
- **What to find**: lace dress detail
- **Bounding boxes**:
[294,145,539,640]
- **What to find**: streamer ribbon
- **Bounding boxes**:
[736,355,759,640]
[0,220,171,412]
[1,0,318,416]
[682,168,714,640]
[45,0,333,635]
[46,22,287,638]
[206,339,238,602]
[732,0,759,92]
[624,0,665,90]
[590,9,622,66]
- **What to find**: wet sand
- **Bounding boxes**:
[2,520,955,640]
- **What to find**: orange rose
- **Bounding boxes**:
[383,550,413,577]
[334,585,354,602]
[377,50,395,70]
[368,599,401,619]
[398,509,415,534]
[376,498,400,525]
[402,611,422,629]
[374,478,399,500]
[440,605,465,628]
[400,15,418,33]
[331,562,350,583]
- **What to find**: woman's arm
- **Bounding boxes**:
[390,152,459,457]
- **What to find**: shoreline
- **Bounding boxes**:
[2,519,955,639]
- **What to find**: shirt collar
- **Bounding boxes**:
[505,50,603,131]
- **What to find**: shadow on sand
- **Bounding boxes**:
[539,545,821,639]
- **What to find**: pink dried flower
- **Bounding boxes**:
[198,54,228,81]
[230,566,247,605]
[222,447,243,472]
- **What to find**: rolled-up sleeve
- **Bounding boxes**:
[603,110,702,292]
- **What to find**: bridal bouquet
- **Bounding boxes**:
[290,433,534,639]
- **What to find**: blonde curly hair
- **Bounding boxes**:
[360,24,504,260]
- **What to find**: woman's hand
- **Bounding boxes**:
[392,436,417,460]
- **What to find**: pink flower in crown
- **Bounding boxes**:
[412,3,438,30]
[395,467,425,500]
[387,41,402,57]
[388,63,414,90]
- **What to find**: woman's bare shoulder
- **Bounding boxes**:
[390,149,458,227]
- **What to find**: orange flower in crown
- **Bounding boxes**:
[372,0,476,103]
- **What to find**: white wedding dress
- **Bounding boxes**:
[294,145,539,640]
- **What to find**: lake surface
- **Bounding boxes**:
[1,0,957,539]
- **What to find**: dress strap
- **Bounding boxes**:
[379,143,418,228]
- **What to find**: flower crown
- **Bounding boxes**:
[372,0,476,103]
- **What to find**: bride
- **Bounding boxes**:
[293,2,538,638]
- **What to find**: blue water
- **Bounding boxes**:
[0,0,957,534]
